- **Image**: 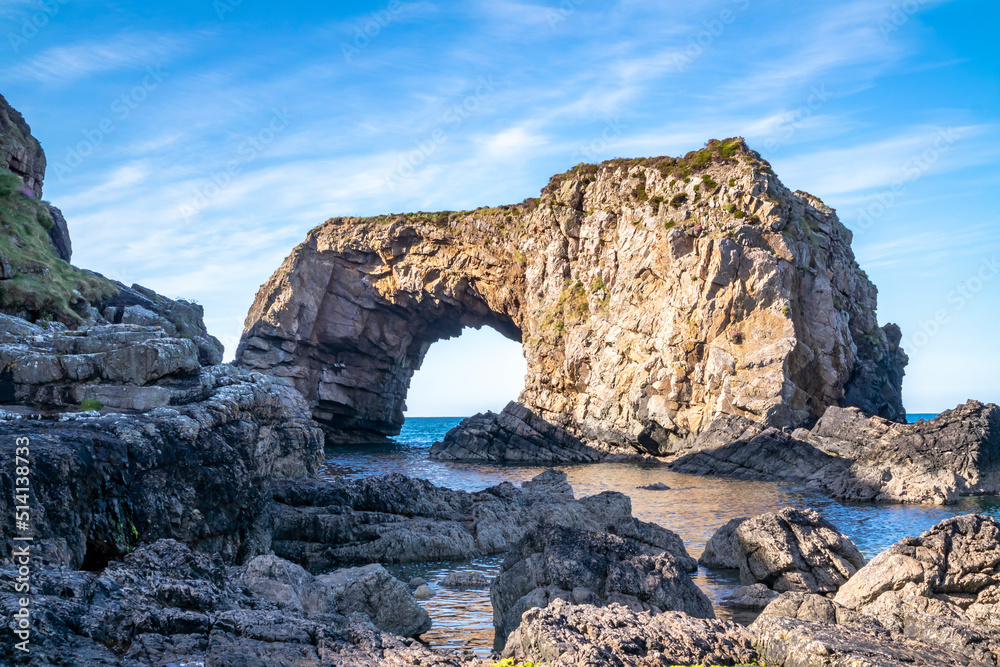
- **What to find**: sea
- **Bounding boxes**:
[320,413,1000,658]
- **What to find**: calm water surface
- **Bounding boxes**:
[321,415,1000,658]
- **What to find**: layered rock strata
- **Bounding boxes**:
[239,138,907,452]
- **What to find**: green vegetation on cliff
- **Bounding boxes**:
[0,166,114,322]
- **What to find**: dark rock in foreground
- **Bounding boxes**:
[270,469,698,573]
[0,540,468,667]
[734,507,865,594]
[503,598,760,666]
[490,525,713,650]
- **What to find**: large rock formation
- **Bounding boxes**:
[238,139,906,452]
[0,92,45,198]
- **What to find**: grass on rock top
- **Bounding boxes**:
[0,167,115,322]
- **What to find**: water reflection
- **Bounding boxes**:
[321,418,1000,658]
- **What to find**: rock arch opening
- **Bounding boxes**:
[404,326,526,419]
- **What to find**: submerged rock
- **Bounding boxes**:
[490,525,713,649]
[503,598,760,667]
[440,571,490,590]
[734,507,865,594]
[270,469,698,573]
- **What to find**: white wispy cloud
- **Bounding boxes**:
[7,32,189,82]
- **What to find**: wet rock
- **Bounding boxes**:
[440,571,489,589]
[490,525,713,649]
[699,517,747,569]
[413,584,434,600]
[408,577,428,590]
[270,469,698,573]
[734,507,865,594]
[503,598,760,667]
[638,482,671,491]
[835,514,1000,633]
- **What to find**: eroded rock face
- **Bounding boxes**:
[0,540,467,667]
[239,139,906,451]
[0,365,324,569]
[270,469,697,573]
[734,507,865,594]
[503,598,760,667]
[0,92,46,197]
[490,525,713,649]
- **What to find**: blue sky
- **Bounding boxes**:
[2,0,997,416]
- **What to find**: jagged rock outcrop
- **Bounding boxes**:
[270,469,698,573]
[0,540,470,667]
[835,514,1000,632]
[490,525,713,649]
[503,598,760,666]
[699,516,748,568]
[670,402,1000,504]
[239,139,906,452]
[0,364,324,569]
[734,507,865,594]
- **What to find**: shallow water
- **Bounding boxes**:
[322,416,1000,658]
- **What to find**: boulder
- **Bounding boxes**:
[503,598,760,667]
[317,564,431,638]
[734,507,865,594]
[699,517,748,569]
[720,583,779,610]
[835,514,1000,632]
[490,525,713,649]
[270,469,698,573]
